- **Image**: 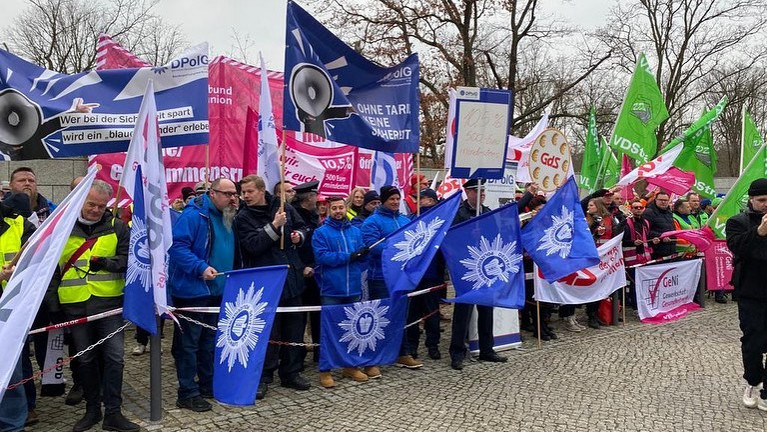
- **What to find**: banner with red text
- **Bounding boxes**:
[533,234,626,304]
[636,258,702,323]
[704,240,734,291]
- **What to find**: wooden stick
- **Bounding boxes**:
[536,301,542,349]
[280,128,287,250]
[622,285,627,327]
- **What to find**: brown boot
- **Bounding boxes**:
[342,368,369,382]
[363,366,382,379]
[395,355,423,369]
[319,372,336,388]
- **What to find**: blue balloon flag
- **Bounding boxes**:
[123,165,157,334]
[284,1,419,153]
[319,296,408,371]
[382,193,461,297]
[213,266,287,406]
[441,202,525,308]
[520,177,599,282]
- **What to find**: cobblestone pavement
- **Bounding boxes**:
[27,298,767,431]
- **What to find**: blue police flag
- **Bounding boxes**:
[520,177,599,282]
[123,165,156,334]
[284,1,419,153]
[213,266,287,406]
[0,45,208,160]
[319,296,408,371]
[441,202,525,308]
[382,193,461,297]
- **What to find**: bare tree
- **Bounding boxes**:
[599,0,767,154]
[310,0,610,166]
[2,0,185,73]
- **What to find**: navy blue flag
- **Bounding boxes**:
[0,46,208,160]
[382,193,461,297]
[123,165,156,334]
[319,296,408,371]
[441,202,525,308]
[213,266,287,406]
[284,1,419,153]
[520,177,599,282]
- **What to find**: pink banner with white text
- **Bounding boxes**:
[704,240,734,291]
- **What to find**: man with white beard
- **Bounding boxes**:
[168,177,238,412]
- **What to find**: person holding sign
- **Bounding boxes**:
[726,178,767,411]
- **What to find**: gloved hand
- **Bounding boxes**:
[89,257,106,272]
[349,247,370,262]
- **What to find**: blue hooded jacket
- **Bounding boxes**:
[360,206,409,281]
[168,194,230,299]
[312,217,366,297]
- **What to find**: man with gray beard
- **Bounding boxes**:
[168,177,238,412]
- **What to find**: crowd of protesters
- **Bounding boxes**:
[0,167,740,432]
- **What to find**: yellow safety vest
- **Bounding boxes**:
[0,215,25,289]
[57,224,125,304]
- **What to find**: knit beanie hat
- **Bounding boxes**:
[747,178,767,197]
[379,185,401,203]
[363,190,381,206]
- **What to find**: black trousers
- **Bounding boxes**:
[301,277,321,362]
[738,300,767,394]
[449,303,494,361]
[406,279,441,354]
[262,295,306,383]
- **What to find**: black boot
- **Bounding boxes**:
[102,412,140,432]
[65,382,84,406]
[72,408,102,432]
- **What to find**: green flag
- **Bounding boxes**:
[741,109,764,175]
[579,105,601,192]
[707,143,767,238]
[597,142,620,189]
[609,53,669,164]
[667,98,727,199]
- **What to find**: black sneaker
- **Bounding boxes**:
[450,358,464,370]
[588,317,601,329]
[72,409,102,432]
[281,374,311,391]
[102,412,140,432]
[427,347,442,360]
[65,383,84,406]
[176,395,212,412]
[478,352,508,363]
[256,382,268,400]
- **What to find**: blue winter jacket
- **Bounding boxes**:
[361,206,410,281]
[312,217,366,297]
[168,195,221,299]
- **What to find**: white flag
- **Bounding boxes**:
[0,167,97,400]
[443,89,457,169]
[258,53,282,192]
[512,110,549,183]
[533,234,627,304]
[128,81,172,317]
[616,143,683,186]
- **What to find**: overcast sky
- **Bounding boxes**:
[0,0,614,70]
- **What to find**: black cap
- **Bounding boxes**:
[363,190,381,206]
[379,185,401,202]
[462,178,487,190]
[181,187,195,201]
[748,178,767,197]
[420,188,438,201]
[293,180,319,195]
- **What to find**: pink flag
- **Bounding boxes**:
[659,226,716,252]
[645,167,695,196]
[617,144,683,187]
[620,154,633,200]
[242,108,258,176]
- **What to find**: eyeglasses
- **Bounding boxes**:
[212,189,239,198]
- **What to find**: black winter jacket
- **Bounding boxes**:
[643,201,676,258]
[233,193,306,300]
[726,210,767,302]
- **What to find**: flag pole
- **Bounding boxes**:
[536,301,542,349]
[622,285,627,327]
[740,105,746,176]
[416,153,421,216]
[149,318,162,421]
[205,143,210,188]
[280,128,287,250]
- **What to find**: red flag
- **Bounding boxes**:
[243,107,259,176]
[645,167,695,196]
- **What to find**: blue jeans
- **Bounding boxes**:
[367,279,409,356]
[0,356,27,432]
[68,313,125,415]
[171,296,219,400]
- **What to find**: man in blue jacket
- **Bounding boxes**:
[312,196,370,387]
[168,178,238,412]
[361,185,422,369]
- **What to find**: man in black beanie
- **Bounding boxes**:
[726,177,767,410]
[351,191,381,227]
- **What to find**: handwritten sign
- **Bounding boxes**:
[450,87,513,179]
